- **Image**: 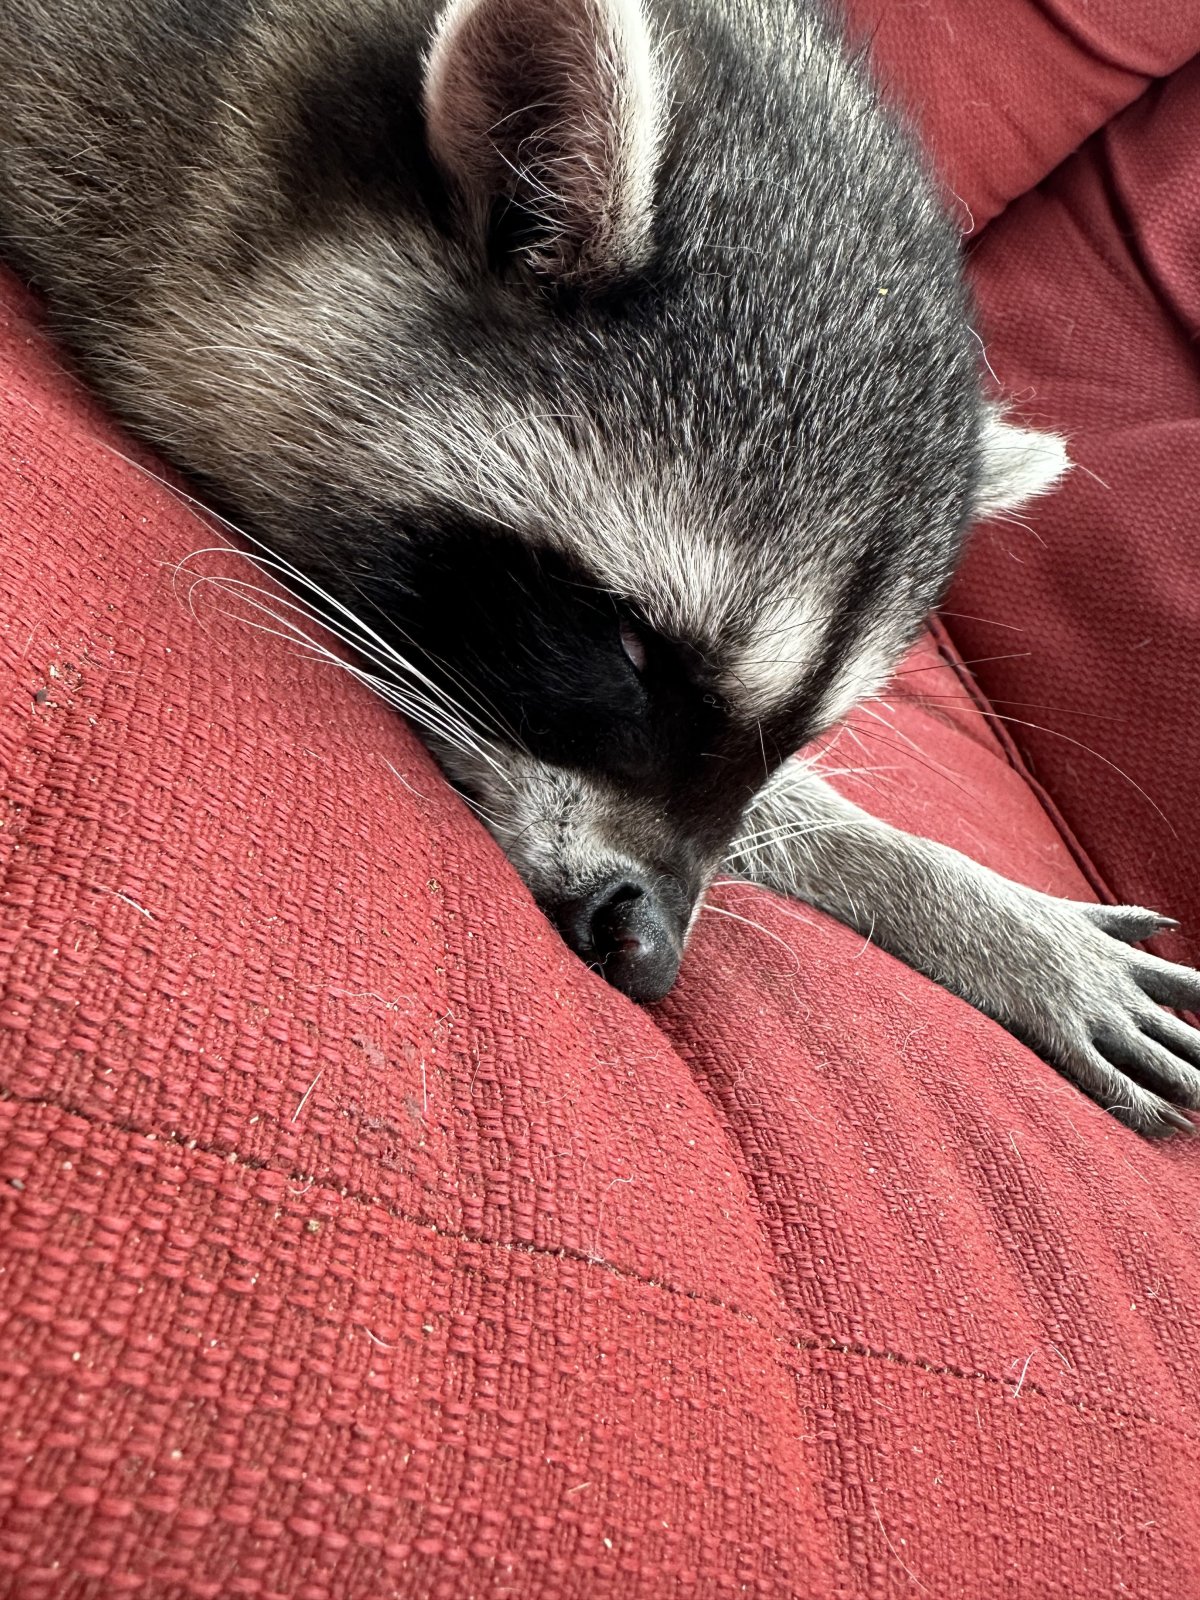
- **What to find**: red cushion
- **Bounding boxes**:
[844,0,1200,229]
[3,258,1200,1600]
[4,6,1200,1590]
[955,55,1200,964]
[838,5,1200,964]
[0,279,840,1598]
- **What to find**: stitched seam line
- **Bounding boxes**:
[0,1082,767,1329]
[4,1086,1197,1454]
[790,1332,1200,1446]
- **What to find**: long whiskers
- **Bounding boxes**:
[728,817,870,854]
[188,571,510,778]
[700,903,803,975]
[103,444,518,783]
[866,687,1176,834]
[111,443,527,751]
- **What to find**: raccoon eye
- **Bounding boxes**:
[619,619,648,673]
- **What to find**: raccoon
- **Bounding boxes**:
[1,0,1198,1134]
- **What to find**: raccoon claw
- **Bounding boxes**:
[1129,944,1200,1010]
[1105,1094,1195,1140]
[1078,903,1179,944]
[722,768,1200,1136]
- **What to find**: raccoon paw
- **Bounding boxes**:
[1010,900,1200,1137]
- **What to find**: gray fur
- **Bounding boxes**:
[729,768,1200,1137]
[0,0,1193,1134]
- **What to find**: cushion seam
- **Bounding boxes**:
[791,1333,1200,1446]
[927,612,1118,905]
[0,1083,770,1330]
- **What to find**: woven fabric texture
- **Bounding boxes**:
[2,3,1200,1597]
[844,0,1200,230]
[0,282,838,1599]
[959,55,1200,964]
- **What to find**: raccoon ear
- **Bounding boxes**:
[976,407,1071,518]
[424,0,662,285]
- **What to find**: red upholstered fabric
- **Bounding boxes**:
[4,265,1200,1598]
[0,279,840,1597]
[843,0,1200,229]
[959,58,1200,965]
[3,7,1200,1598]
[842,0,1200,962]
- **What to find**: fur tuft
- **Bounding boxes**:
[976,406,1071,518]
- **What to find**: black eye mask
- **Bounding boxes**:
[357,518,729,784]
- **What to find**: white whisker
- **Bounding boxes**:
[728,818,866,853]
[191,572,511,777]
[701,903,802,974]
[110,444,519,771]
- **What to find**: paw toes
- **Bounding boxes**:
[1074,1037,1200,1135]
[1072,1045,1192,1136]
[1083,904,1178,944]
[1143,1012,1200,1073]
[1132,953,1200,1011]
[1099,1031,1200,1108]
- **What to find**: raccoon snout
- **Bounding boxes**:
[552,876,683,1004]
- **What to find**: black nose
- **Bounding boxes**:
[552,877,683,1003]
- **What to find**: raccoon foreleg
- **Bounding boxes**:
[725,762,1200,1135]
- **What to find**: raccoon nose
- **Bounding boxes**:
[554,878,682,1004]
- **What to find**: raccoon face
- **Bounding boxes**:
[0,2,1066,1002]
[294,0,1063,1002]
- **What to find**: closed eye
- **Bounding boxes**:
[619,618,649,673]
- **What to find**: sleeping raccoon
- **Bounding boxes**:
[1,0,1198,1133]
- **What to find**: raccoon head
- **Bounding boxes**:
[214,0,1068,1001]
